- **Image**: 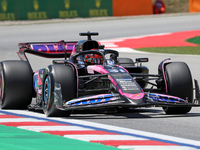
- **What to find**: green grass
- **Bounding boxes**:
[137,46,200,55]
[186,36,200,45]
[0,125,119,150]
[137,36,200,55]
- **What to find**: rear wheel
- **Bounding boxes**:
[0,60,33,109]
[42,64,76,117]
[163,62,193,114]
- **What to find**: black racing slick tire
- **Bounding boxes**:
[0,60,33,109]
[117,58,135,67]
[42,64,76,117]
[163,62,193,114]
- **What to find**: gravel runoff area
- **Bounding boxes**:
[0,12,200,26]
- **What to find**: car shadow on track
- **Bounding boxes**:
[30,107,200,119]
[68,108,200,119]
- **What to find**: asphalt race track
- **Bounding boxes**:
[0,13,200,142]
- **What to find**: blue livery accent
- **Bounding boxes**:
[66,94,117,106]
[149,93,185,103]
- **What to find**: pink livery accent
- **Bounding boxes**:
[87,65,109,74]
[70,45,76,58]
[162,58,170,93]
[38,74,43,85]
[87,65,144,100]
[33,71,42,95]
[108,76,117,86]
[119,89,145,100]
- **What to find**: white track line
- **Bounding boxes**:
[17,126,94,132]
[1,110,200,149]
[99,33,171,53]
[118,146,198,150]
[63,134,147,141]
[111,47,147,53]
[100,33,171,42]
[0,118,47,122]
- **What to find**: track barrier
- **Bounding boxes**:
[0,0,153,21]
[190,0,200,12]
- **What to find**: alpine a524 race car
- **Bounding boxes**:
[0,32,200,117]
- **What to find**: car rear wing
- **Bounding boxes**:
[17,41,78,61]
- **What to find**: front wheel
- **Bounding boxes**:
[42,64,76,117]
[163,62,193,114]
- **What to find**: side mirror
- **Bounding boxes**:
[135,58,148,63]
[99,45,105,49]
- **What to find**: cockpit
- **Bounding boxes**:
[70,32,119,71]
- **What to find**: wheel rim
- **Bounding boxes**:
[43,77,50,112]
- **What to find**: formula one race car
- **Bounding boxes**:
[0,32,200,117]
